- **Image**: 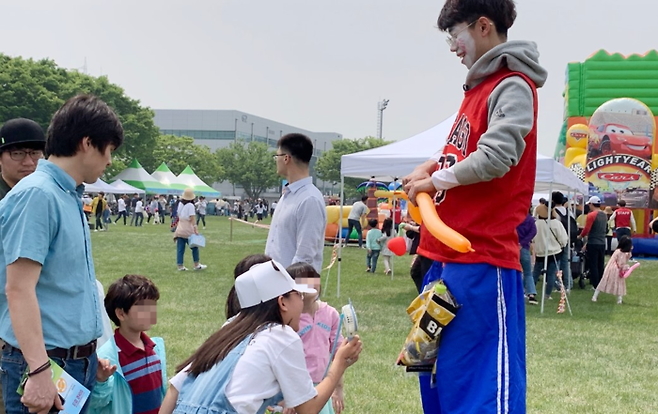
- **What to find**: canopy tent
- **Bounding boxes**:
[109,179,146,195]
[340,113,589,194]
[330,113,589,298]
[150,162,187,194]
[112,159,176,195]
[176,165,221,197]
[341,114,457,180]
[84,179,117,194]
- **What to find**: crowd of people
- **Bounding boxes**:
[518,191,649,306]
[3,0,656,413]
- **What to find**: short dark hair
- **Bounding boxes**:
[287,262,321,279]
[618,200,626,207]
[277,133,313,164]
[361,196,368,202]
[368,218,378,228]
[437,0,517,37]
[551,191,565,206]
[46,95,124,157]
[105,275,159,326]
[617,236,633,253]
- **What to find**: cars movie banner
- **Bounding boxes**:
[585,98,655,208]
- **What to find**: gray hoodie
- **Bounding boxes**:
[451,40,548,186]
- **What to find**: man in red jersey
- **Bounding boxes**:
[403,0,547,412]
[609,199,636,241]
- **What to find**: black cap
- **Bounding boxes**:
[0,118,46,151]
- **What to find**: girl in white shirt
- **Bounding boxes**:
[165,260,362,414]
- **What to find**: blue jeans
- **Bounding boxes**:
[520,247,535,296]
[346,219,363,247]
[366,250,380,272]
[177,237,199,266]
[533,254,558,297]
[135,212,144,226]
[1,346,98,414]
[616,227,631,241]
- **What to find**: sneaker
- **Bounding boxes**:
[365,268,371,273]
[528,295,538,305]
[203,226,206,230]
[178,267,188,271]
[545,295,553,301]
[194,264,207,271]
[591,296,597,302]
[113,222,117,225]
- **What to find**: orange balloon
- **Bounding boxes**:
[388,236,407,256]
[415,193,474,253]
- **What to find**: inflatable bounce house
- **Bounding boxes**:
[325,180,404,243]
[555,50,658,255]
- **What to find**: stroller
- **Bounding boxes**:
[570,241,588,289]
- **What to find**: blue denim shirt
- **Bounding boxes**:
[0,159,102,349]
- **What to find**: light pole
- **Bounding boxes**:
[234,118,238,142]
[266,126,269,147]
[377,99,389,139]
[251,123,254,142]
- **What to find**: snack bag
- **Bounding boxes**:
[397,281,458,369]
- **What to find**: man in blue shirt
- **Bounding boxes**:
[0,95,124,414]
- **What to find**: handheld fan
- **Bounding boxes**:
[342,299,358,340]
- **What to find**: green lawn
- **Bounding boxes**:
[91,215,658,413]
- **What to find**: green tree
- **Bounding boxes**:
[315,136,391,198]
[148,135,222,185]
[216,141,279,199]
[0,54,160,174]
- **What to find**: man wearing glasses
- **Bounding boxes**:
[0,119,45,414]
[266,133,327,273]
[403,0,547,412]
[0,118,46,200]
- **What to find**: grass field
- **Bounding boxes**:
[91,215,658,413]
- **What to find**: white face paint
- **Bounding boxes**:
[454,28,477,69]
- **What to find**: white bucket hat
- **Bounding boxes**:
[236,260,317,308]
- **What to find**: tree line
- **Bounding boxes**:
[0,54,388,200]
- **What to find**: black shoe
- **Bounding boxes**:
[528,295,538,305]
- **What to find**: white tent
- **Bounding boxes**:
[84,179,116,194]
[340,113,589,194]
[109,179,145,195]
[341,114,457,180]
[331,113,588,298]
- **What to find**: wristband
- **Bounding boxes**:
[28,361,51,377]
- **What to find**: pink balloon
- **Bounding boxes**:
[388,237,407,256]
[622,262,640,279]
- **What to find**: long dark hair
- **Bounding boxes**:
[381,218,393,237]
[225,254,271,319]
[177,296,286,376]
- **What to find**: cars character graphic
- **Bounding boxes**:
[591,123,652,159]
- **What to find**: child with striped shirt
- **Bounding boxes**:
[89,275,167,414]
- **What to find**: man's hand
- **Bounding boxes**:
[21,367,61,414]
[96,358,117,382]
[404,176,436,206]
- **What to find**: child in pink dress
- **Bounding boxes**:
[592,236,633,305]
[286,263,345,414]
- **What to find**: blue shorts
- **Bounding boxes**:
[420,262,526,414]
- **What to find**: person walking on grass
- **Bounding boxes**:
[174,188,207,271]
[592,236,633,305]
[134,197,145,227]
[195,196,208,229]
[365,219,382,273]
[345,196,368,248]
[92,192,107,232]
[378,218,394,276]
[115,195,128,225]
